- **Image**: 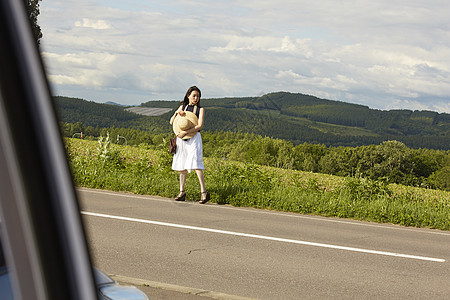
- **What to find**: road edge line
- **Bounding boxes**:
[109,274,258,300]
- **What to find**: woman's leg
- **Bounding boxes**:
[195,169,206,193]
[179,170,187,192]
[174,170,187,201]
[195,169,210,204]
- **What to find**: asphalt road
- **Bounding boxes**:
[78,188,450,299]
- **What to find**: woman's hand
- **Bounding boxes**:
[176,131,187,139]
[178,111,186,117]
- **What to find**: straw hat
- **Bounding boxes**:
[172,111,198,139]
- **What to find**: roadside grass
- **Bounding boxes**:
[66,138,450,231]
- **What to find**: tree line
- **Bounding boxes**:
[61,122,449,191]
[201,132,448,191]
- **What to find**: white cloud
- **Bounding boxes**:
[42,52,117,87]
[386,99,450,113]
[39,0,450,113]
[74,18,112,30]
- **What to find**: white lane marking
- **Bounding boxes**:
[78,188,450,237]
[82,211,446,263]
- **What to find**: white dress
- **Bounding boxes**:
[171,132,204,172]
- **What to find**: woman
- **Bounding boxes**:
[170,86,210,204]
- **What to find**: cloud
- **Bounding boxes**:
[42,52,117,86]
[39,0,450,112]
[386,99,450,113]
[74,18,112,30]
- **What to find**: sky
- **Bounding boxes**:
[39,0,450,113]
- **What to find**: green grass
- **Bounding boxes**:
[66,138,450,231]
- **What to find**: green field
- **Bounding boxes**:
[66,138,450,231]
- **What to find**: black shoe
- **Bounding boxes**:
[175,191,186,201]
[199,191,210,204]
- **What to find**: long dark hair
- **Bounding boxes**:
[182,85,201,107]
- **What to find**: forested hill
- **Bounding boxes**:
[54,92,450,149]
[55,96,171,129]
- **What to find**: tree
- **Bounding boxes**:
[24,0,43,46]
[371,141,414,184]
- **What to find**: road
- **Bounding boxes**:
[78,188,450,299]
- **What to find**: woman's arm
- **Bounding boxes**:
[176,107,205,138]
[195,107,205,131]
[169,105,184,125]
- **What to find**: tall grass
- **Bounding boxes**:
[66,138,449,231]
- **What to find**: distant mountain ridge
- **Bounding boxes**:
[104,101,127,106]
[54,92,450,149]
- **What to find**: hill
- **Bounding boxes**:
[54,93,450,149]
[55,96,171,133]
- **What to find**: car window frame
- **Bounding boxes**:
[0,0,98,299]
